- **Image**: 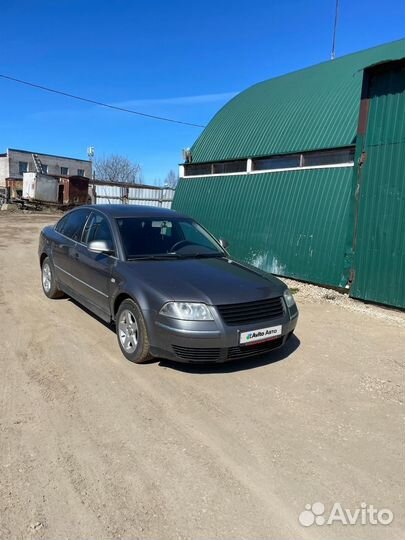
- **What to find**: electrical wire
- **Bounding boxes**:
[0,73,206,128]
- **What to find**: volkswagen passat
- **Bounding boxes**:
[38,205,298,363]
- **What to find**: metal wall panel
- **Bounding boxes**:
[174,45,405,308]
[190,40,404,163]
[173,167,353,287]
[93,184,175,208]
[350,62,405,307]
[94,184,122,201]
[22,173,59,202]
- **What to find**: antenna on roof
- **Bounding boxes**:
[331,0,339,60]
[87,146,95,160]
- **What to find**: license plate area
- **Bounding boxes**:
[239,324,282,345]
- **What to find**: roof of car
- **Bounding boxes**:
[79,204,189,219]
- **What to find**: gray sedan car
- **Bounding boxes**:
[38,205,298,363]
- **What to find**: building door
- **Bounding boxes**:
[58,184,64,205]
[350,60,405,308]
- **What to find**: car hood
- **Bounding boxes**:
[125,257,286,305]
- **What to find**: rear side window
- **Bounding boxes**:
[83,213,115,253]
[56,209,91,241]
[55,214,69,234]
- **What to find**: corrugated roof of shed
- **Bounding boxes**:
[190,39,405,163]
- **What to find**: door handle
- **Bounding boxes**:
[74,252,80,259]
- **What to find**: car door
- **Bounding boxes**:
[70,211,115,317]
[52,209,91,289]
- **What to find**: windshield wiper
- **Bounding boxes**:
[171,252,225,259]
[128,252,225,261]
[127,254,182,261]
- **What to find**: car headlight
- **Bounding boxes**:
[283,288,296,308]
[159,302,214,321]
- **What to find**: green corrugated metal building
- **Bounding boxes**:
[173,40,405,308]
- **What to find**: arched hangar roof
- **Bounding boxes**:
[190,39,405,163]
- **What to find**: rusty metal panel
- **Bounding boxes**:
[5,178,23,198]
[350,61,405,308]
[64,176,89,205]
[173,166,353,287]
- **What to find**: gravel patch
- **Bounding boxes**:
[284,278,405,327]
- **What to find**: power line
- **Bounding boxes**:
[0,73,206,128]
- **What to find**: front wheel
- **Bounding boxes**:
[41,257,64,299]
[116,299,153,363]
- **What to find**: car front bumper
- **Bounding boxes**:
[147,305,298,363]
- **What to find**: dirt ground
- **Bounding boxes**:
[0,212,404,540]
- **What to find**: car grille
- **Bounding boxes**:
[227,337,283,360]
[172,345,222,362]
[172,337,283,363]
[216,297,284,325]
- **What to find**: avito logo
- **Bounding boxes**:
[298,502,394,527]
[246,331,264,340]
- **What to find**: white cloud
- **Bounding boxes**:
[28,91,238,121]
[114,91,238,107]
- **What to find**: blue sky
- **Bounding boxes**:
[0,0,403,184]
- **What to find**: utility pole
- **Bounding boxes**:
[331,0,339,60]
[87,146,95,179]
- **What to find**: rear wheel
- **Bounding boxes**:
[41,257,64,299]
[116,299,153,363]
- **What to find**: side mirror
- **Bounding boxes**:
[88,240,114,255]
[219,238,229,250]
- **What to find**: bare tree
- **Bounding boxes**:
[94,154,142,184]
[164,169,178,188]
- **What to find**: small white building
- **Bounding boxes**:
[22,173,59,203]
[0,148,92,187]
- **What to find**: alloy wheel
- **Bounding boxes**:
[42,262,52,293]
[118,309,139,353]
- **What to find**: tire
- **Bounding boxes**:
[41,257,64,299]
[116,299,153,363]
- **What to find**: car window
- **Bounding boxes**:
[116,217,223,258]
[81,211,94,242]
[116,218,179,256]
[83,213,115,253]
[55,214,70,234]
[56,209,91,241]
[179,221,217,250]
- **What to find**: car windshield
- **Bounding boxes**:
[116,217,225,260]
